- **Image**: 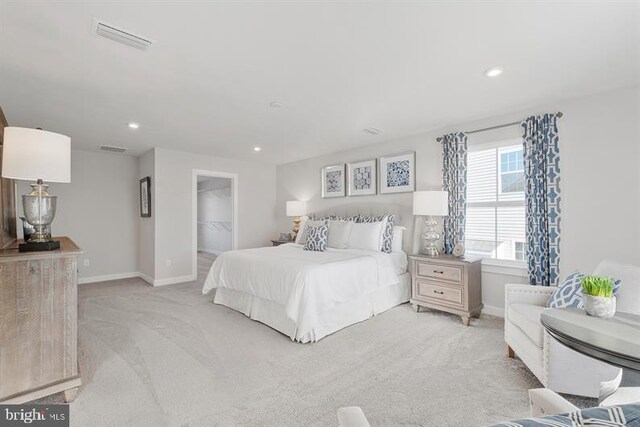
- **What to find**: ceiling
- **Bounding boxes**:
[1,1,639,164]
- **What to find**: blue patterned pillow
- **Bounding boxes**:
[491,403,640,427]
[546,271,622,309]
[304,224,328,252]
[357,214,396,253]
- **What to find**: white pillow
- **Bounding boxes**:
[296,219,325,245]
[347,222,384,251]
[392,226,405,253]
[327,220,353,249]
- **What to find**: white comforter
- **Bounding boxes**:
[202,243,401,336]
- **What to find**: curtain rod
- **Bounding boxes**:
[435,112,563,142]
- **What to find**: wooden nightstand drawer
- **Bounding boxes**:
[416,262,462,284]
[416,281,463,307]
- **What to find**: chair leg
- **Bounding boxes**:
[507,345,515,358]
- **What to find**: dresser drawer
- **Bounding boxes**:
[415,261,463,284]
[416,281,463,307]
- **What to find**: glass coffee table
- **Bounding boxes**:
[541,308,640,403]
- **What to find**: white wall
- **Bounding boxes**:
[276,85,640,314]
[152,148,276,282]
[138,148,156,282]
[197,177,232,255]
[18,149,139,282]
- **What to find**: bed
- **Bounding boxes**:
[202,204,419,342]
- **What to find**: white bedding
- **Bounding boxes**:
[202,243,405,338]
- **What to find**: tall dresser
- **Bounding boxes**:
[409,254,482,326]
[0,237,82,403]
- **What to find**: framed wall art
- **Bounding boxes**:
[347,159,377,196]
[321,164,345,198]
[140,176,151,217]
[379,152,415,194]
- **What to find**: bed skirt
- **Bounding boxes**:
[213,273,411,343]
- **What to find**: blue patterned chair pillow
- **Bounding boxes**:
[491,403,640,426]
[357,214,396,253]
[546,271,622,309]
[304,224,328,252]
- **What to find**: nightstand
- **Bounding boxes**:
[271,240,290,247]
[409,254,482,326]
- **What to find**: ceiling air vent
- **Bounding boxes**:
[363,126,383,135]
[93,20,154,50]
[98,145,127,153]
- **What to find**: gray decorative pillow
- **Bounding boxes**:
[357,214,396,253]
[297,219,326,245]
[304,224,329,252]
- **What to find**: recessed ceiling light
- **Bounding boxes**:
[269,102,283,108]
[253,146,262,152]
[485,66,504,78]
[128,122,140,129]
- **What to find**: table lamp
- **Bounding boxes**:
[413,190,449,257]
[286,200,307,241]
[1,127,71,252]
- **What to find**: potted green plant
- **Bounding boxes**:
[581,276,616,318]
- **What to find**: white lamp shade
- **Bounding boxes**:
[1,127,71,183]
[413,191,449,216]
[286,200,307,217]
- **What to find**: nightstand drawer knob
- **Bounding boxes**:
[433,270,444,274]
[433,290,444,295]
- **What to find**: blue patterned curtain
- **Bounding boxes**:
[441,132,467,255]
[521,114,561,286]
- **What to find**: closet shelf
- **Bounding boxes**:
[197,187,231,199]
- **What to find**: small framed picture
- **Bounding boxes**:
[321,164,345,198]
[140,177,151,217]
[379,152,416,194]
[347,159,377,196]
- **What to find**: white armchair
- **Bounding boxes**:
[503,259,640,398]
[528,388,578,417]
[505,282,620,397]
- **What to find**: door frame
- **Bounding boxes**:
[192,169,238,280]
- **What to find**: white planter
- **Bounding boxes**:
[584,295,616,319]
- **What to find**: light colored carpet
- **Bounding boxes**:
[38,254,592,426]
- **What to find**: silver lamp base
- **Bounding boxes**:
[420,215,441,257]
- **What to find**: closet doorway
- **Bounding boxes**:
[192,170,238,280]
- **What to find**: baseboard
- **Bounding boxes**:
[482,304,505,318]
[152,274,195,287]
[78,272,140,285]
[138,272,154,285]
[80,271,194,287]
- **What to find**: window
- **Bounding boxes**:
[466,139,526,262]
[514,241,525,261]
[499,148,524,193]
